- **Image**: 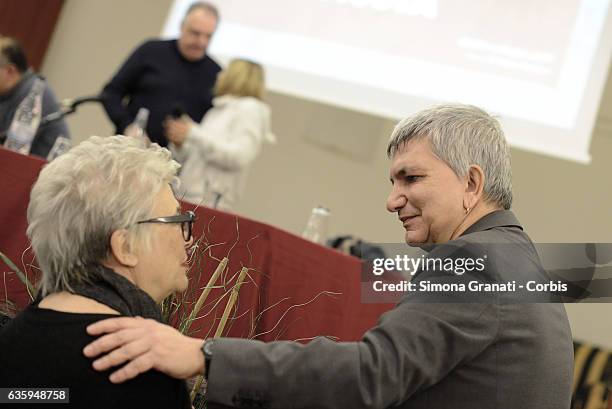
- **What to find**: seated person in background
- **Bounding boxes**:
[0,35,70,159]
[101,1,221,146]
[164,58,275,211]
[0,136,193,408]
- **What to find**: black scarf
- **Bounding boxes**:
[66,264,162,321]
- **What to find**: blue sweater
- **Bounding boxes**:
[101,39,221,146]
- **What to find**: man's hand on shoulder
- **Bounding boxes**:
[83,316,205,383]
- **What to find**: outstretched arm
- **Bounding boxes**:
[84,301,497,409]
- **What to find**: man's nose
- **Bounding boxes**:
[386,188,406,213]
[197,34,209,47]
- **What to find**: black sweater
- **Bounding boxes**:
[101,39,221,146]
[0,304,191,409]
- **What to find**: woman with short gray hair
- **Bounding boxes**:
[0,136,194,408]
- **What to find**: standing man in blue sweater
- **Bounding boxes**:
[101,2,221,147]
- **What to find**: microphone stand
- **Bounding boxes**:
[39,95,103,126]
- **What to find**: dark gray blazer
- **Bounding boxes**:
[206,211,573,409]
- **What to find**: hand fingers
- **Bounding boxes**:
[108,353,155,383]
[84,318,146,358]
[86,316,144,336]
[90,330,150,370]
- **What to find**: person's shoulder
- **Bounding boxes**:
[425,227,531,264]
[32,74,62,105]
[134,38,174,54]
[236,97,272,124]
[425,235,486,260]
[204,54,222,72]
[467,226,528,243]
[234,96,270,113]
[227,97,275,142]
[140,38,170,47]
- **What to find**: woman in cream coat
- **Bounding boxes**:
[165,59,275,211]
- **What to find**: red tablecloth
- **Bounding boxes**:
[0,147,394,341]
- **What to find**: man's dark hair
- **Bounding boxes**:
[0,35,29,73]
[184,1,219,22]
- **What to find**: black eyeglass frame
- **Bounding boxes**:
[136,210,196,242]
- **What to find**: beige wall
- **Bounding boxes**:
[42,0,612,347]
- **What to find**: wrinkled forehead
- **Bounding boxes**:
[388,138,447,177]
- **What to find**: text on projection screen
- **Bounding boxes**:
[163,0,612,163]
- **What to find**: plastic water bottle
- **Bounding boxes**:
[4,79,44,154]
[130,107,150,146]
[46,136,71,161]
[302,206,331,245]
[133,108,149,134]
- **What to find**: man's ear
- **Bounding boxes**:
[463,164,486,210]
[109,229,138,267]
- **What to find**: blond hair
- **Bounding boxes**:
[214,59,265,99]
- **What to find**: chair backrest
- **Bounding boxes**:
[573,341,612,409]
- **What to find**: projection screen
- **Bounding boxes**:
[163,0,612,163]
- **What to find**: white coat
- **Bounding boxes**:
[169,95,275,210]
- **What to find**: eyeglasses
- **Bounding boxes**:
[137,210,196,242]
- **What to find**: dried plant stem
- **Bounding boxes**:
[0,251,35,300]
[213,266,249,338]
[191,266,249,400]
[180,257,228,334]
[251,291,341,339]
